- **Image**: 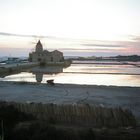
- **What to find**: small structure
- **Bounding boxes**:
[47,79,55,85]
[6,57,20,64]
[29,40,64,64]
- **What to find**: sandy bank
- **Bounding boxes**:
[0,81,140,119]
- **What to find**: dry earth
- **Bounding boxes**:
[0,81,140,120]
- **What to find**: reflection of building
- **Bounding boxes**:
[33,66,64,83]
[35,73,43,83]
[32,66,63,74]
[29,40,64,63]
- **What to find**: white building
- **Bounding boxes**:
[29,40,64,63]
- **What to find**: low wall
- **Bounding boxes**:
[0,62,39,74]
[42,60,72,67]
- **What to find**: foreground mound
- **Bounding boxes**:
[0,101,139,140]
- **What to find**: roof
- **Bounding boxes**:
[36,40,42,47]
[51,50,63,54]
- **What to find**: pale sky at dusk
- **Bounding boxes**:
[0,0,140,56]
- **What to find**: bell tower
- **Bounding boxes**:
[35,40,43,53]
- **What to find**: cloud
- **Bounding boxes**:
[0,32,31,37]
[80,43,122,48]
[117,35,140,48]
[0,32,56,39]
[0,32,140,56]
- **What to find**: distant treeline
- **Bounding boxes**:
[0,101,140,140]
[72,55,140,61]
[111,55,140,61]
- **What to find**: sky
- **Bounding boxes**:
[0,0,140,57]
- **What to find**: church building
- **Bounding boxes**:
[29,40,64,63]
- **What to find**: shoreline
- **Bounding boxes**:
[1,80,140,88]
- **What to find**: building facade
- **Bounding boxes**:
[29,40,64,63]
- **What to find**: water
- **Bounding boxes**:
[0,61,140,87]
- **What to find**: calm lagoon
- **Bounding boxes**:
[0,61,140,87]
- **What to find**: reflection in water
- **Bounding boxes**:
[1,63,140,87]
[35,73,43,83]
[33,66,64,83]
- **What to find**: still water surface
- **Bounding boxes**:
[0,62,140,87]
